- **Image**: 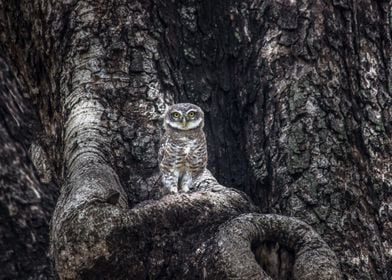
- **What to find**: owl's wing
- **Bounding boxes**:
[158,133,168,163]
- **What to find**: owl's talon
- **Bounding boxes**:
[211,185,225,192]
[168,187,178,194]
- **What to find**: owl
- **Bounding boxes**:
[159,103,208,194]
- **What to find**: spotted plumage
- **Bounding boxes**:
[159,103,208,193]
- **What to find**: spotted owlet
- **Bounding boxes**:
[159,103,208,194]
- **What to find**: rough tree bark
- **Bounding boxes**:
[0,0,390,279]
[0,55,58,279]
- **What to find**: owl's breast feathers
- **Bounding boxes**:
[159,130,207,174]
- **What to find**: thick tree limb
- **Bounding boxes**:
[51,172,256,279]
[200,213,342,280]
[51,165,342,279]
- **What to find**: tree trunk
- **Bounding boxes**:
[0,0,390,279]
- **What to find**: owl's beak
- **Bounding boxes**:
[182,118,187,127]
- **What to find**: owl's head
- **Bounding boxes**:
[164,103,204,131]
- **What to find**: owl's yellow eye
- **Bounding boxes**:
[172,112,181,118]
[187,111,196,118]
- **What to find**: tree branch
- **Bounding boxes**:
[51,174,256,279]
[199,213,342,280]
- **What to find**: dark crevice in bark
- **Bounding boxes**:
[252,240,295,280]
[0,55,59,279]
[153,0,271,209]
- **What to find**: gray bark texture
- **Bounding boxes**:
[0,0,391,279]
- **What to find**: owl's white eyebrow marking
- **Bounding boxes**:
[186,109,197,114]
